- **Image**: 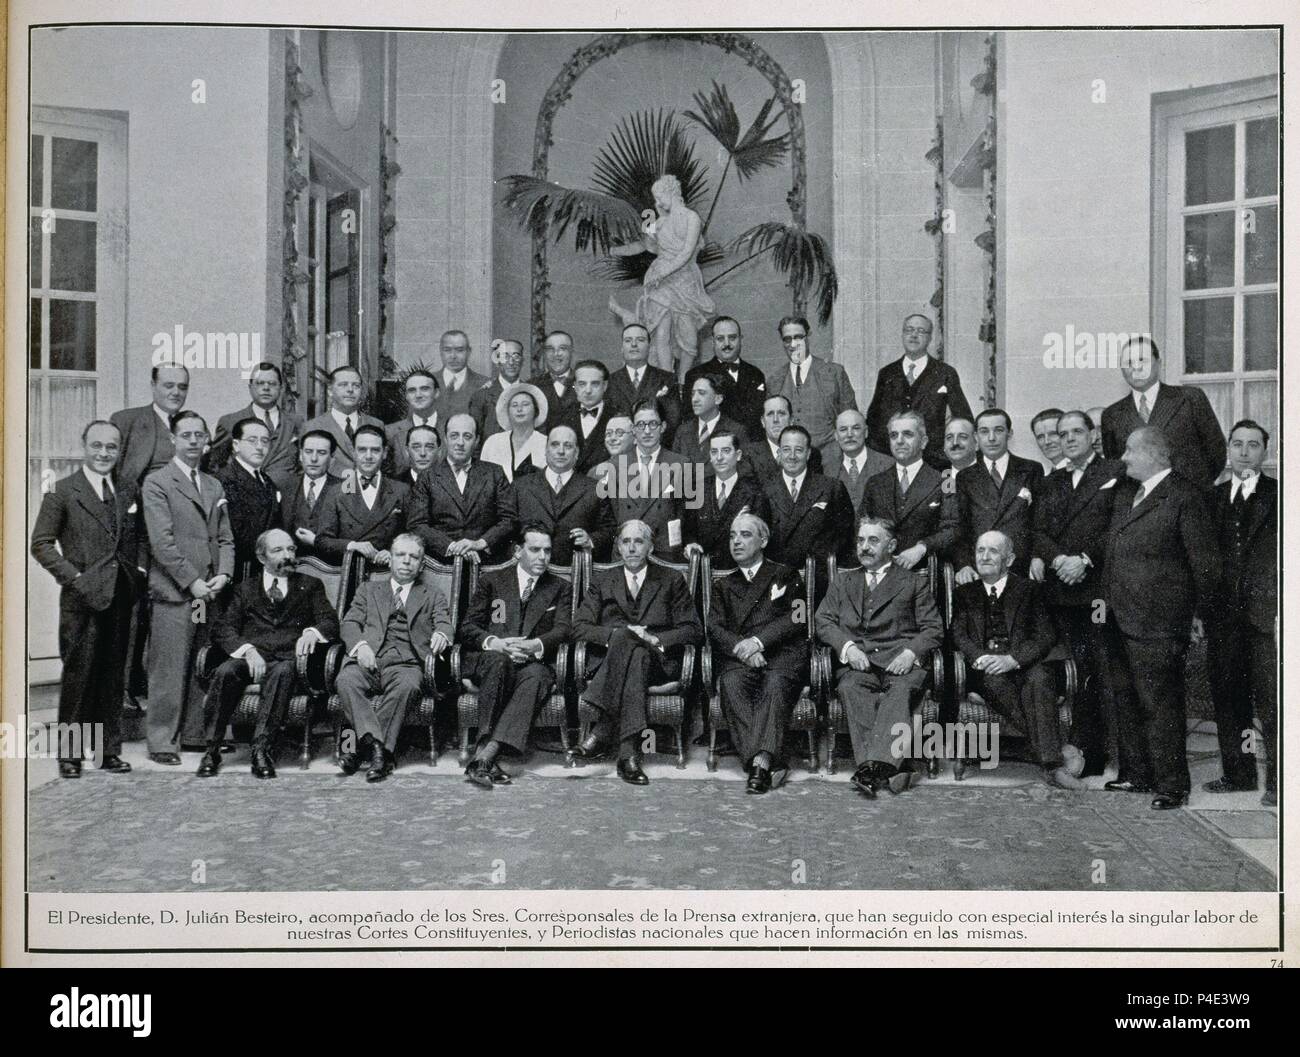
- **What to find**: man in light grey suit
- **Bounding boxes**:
[302,365,384,478]
[826,409,893,513]
[141,410,236,763]
[764,315,858,470]
[335,533,453,781]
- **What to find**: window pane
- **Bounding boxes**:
[1183,212,1235,290]
[31,135,43,206]
[1244,204,1277,285]
[328,274,350,333]
[1245,116,1278,198]
[1185,124,1235,206]
[1183,297,1233,374]
[1194,380,1233,439]
[29,217,42,288]
[30,298,42,369]
[29,380,44,456]
[49,299,96,371]
[1243,381,1277,440]
[49,218,97,292]
[1243,292,1278,372]
[49,377,98,452]
[51,137,98,212]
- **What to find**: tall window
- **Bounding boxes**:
[1155,79,1278,466]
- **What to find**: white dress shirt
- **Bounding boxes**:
[547,468,572,493]
[443,368,467,391]
[983,453,1010,480]
[716,471,738,506]
[784,469,807,500]
[1069,453,1096,488]
[1132,381,1161,412]
[578,401,604,439]
[1230,471,1261,502]
[896,458,924,492]
[330,409,359,436]
[627,366,644,389]
[1133,467,1173,505]
[902,354,929,382]
[253,405,280,433]
[624,565,647,597]
[356,469,381,510]
[984,574,1009,599]
[82,466,114,501]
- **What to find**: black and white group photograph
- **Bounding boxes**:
[2,1,1290,966]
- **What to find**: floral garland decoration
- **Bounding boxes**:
[282,37,313,414]
[379,122,400,378]
[972,33,997,407]
[923,115,945,360]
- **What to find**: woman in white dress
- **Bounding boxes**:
[480,382,549,482]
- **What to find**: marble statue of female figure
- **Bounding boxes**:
[609,175,715,382]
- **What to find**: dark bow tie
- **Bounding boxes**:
[581,406,600,418]
[359,475,377,489]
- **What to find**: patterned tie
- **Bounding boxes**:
[345,417,356,444]
[846,457,860,487]
[306,478,319,508]
[867,570,879,593]
[788,477,800,504]
[392,585,405,609]
[717,481,726,507]
[268,580,284,604]
[989,461,1003,490]
[639,453,652,491]
[906,361,916,385]
[1137,393,1150,423]
[521,576,536,605]
[1131,484,1146,509]
[699,421,709,444]
[627,573,640,600]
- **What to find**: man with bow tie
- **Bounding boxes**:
[707,513,809,794]
[951,531,1075,787]
[196,529,339,779]
[140,411,236,764]
[859,411,959,570]
[1102,427,1220,810]
[571,520,703,785]
[1031,410,1126,778]
[302,365,384,478]
[207,362,303,491]
[1203,419,1277,805]
[281,430,344,558]
[31,420,144,778]
[215,418,283,583]
[307,425,409,567]
[459,525,574,788]
[816,515,943,798]
[511,425,615,565]
[955,408,1042,583]
[336,533,453,781]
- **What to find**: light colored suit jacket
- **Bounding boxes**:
[340,575,453,667]
[825,446,894,512]
[764,356,858,464]
[815,565,942,669]
[141,460,236,603]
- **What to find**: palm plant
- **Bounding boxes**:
[498,82,838,323]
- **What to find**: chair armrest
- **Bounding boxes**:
[1042,644,1077,702]
[574,640,590,691]
[451,643,463,683]
[931,649,945,695]
[814,646,832,709]
[194,644,226,687]
[298,640,342,696]
[942,561,955,628]
[700,643,714,689]
[554,643,570,693]
[952,650,967,698]
[679,644,696,692]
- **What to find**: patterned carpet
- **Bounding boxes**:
[27,771,1275,892]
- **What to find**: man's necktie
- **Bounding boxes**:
[699,422,708,444]
[906,361,916,385]
[392,586,405,609]
[639,454,651,490]
[1232,484,1243,505]
[627,575,640,600]
[789,478,800,504]
[345,418,356,443]
[190,469,202,500]
[581,406,599,418]
[1131,485,1146,509]
[306,478,318,508]
[988,586,999,601]
[990,463,1003,490]
[268,580,284,604]
[867,571,879,593]
[521,576,536,604]
[1137,393,1150,423]
[717,481,726,507]
[846,458,860,486]
[794,365,803,389]
[898,468,910,494]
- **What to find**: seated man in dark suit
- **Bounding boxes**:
[760,425,855,569]
[458,525,573,788]
[815,515,943,798]
[860,410,959,570]
[196,529,339,779]
[950,530,1080,787]
[336,533,453,781]
[684,429,767,569]
[281,429,343,559]
[1102,427,1220,810]
[1204,419,1277,805]
[306,425,409,567]
[708,513,809,794]
[408,413,517,564]
[955,408,1041,583]
[31,419,143,778]
[571,519,704,785]
[742,394,823,482]
[670,371,748,467]
[512,425,614,565]
[215,417,282,582]
[1101,335,1226,488]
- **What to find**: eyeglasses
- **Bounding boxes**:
[902,326,932,336]
[780,334,807,345]
[633,421,662,431]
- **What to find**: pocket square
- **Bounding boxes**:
[217,498,228,507]
[813,501,828,510]
[1100,478,1117,490]
[770,583,787,601]
[545,605,557,612]
[928,500,940,508]
[1017,487,1033,503]
[126,502,138,513]
[937,385,948,394]
[275,490,282,502]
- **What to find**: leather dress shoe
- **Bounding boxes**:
[1202,775,1257,794]
[59,761,82,779]
[366,747,393,783]
[1151,792,1188,810]
[617,757,649,786]
[569,733,610,762]
[849,765,878,799]
[489,762,513,786]
[100,755,132,774]
[251,743,277,780]
[149,752,181,765]
[746,765,772,795]
[1104,779,1151,793]
[465,759,495,790]
[338,751,361,776]
[196,749,222,777]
